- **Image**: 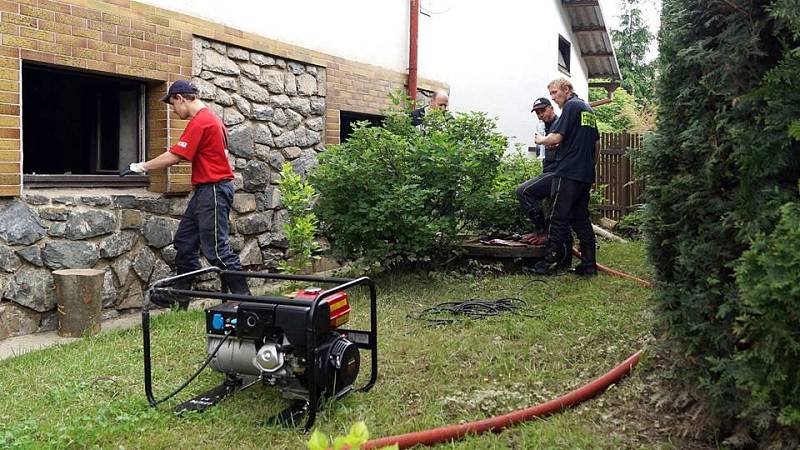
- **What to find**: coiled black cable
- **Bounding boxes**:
[409,297,544,325]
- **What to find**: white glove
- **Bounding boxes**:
[129,162,147,174]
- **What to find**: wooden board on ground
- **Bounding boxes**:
[459,238,545,259]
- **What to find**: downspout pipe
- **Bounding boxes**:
[408,0,419,103]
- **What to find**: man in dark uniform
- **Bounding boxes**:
[410,90,449,126]
[531,78,600,276]
[517,97,562,247]
[126,80,251,307]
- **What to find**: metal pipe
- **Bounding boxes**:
[408,0,419,102]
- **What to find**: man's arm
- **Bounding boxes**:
[125,151,184,175]
[534,132,563,147]
[142,151,184,171]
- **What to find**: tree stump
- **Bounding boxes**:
[53,268,104,338]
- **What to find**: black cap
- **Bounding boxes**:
[531,97,551,112]
[160,80,199,103]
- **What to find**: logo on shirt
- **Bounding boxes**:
[177,141,188,148]
[580,111,597,129]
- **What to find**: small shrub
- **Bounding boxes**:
[277,163,320,274]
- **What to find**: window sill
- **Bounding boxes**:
[23,174,149,188]
[558,66,571,77]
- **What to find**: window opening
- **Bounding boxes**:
[558,35,571,74]
[22,63,147,186]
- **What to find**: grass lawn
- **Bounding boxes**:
[0,240,697,449]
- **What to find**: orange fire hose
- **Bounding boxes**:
[359,351,641,449]
[572,247,652,288]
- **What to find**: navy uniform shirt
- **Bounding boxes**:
[542,114,559,173]
[549,94,599,183]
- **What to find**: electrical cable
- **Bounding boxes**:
[150,328,232,407]
[409,297,544,325]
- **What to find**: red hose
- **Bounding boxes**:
[571,247,652,288]
[359,351,641,449]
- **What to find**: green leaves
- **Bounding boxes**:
[306,421,393,450]
[789,120,800,141]
[306,429,329,450]
[278,163,320,274]
[311,104,511,268]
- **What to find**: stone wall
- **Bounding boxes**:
[0,37,325,340]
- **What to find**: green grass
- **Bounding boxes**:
[0,241,673,449]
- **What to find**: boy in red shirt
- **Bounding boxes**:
[127,80,250,308]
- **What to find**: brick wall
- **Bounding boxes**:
[0,0,446,195]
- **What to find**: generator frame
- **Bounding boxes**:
[141,267,378,430]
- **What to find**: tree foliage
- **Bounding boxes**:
[611,0,656,105]
[640,0,800,444]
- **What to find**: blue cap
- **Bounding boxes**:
[160,80,198,103]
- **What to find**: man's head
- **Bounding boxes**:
[161,80,202,119]
[531,97,556,122]
[430,90,449,110]
[547,78,574,108]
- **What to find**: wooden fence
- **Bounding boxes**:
[595,132,644,220]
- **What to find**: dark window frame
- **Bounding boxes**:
[558,35,571,75]
[21,63,149,188]
[339,110,385,143]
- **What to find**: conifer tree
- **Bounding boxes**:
[641,0,800,444]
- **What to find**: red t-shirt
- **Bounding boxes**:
[169,107,234,185]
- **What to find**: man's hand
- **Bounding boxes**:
[120,162,147,176]
[534,132,544,145]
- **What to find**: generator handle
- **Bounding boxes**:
[220,270,355,284]
[305,276,377,430]
[145,266,222,311]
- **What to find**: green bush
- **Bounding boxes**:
[461,147,541,235]
[640,0,800,443]
[310,103,511,268]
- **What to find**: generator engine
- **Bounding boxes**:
[205,288,360,401]
[142,270,377,430]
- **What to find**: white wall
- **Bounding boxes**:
[417,0,590,151]
[140,0,592,150]
[139,0,412,72]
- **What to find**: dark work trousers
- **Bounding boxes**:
[547,176,595,261]
[174,180,242,278]
[516,171,554,230]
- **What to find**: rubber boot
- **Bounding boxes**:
[150,277,193,310]
[222,273,252,297]
[527,241,567,276]
[572,242,597,277]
